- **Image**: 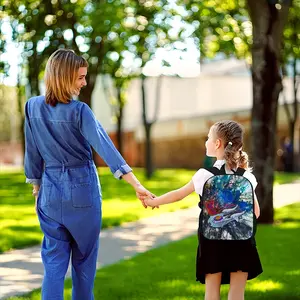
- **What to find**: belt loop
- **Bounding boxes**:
[62,163,65,173]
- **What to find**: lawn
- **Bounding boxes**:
[0,167,197,254]
[7,203,300,300]
[0,167,299,254]
[273,172,300,185]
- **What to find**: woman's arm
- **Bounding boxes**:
[122,172,154,208]
[145,181,195,207]
[79,103,132,179]
[79,104,156,208]
[24,101,44,186]
[121,172,142,190]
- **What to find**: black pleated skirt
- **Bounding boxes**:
[196,234,263,284]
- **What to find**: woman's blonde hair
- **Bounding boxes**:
[45,49,88,106]
[212,120,250,170]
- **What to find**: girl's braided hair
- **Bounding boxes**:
[212,120,250,170]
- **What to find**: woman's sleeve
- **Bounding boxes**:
[24,101,44,185]
[79,103,132,179]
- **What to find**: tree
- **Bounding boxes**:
[128,0,177,178]
[183,0,252,62]
[247,0,292,223]
[181,0,293,223]
[141,73,163,178]
[2,0,129,106]
[101,20,139,155]
[281,0,300,172]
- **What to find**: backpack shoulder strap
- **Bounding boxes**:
[204,167,222,175]
[208,164,246,176]
[234,167,246,176]
[220,164,226,174]
[204,164,227,175]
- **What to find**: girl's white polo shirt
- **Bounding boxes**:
[192,159,258,196]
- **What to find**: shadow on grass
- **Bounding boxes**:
[9,204,300,299]
[0,226,42,253]
[63,222,300,300]
[8,225,41,233]
[275,218,300,223]
[0,168,198,254]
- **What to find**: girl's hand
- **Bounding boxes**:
[135,185,157,208]
[134,185,159,209]
[144,196,158,208]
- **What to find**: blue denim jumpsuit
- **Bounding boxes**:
[24,96,132,300]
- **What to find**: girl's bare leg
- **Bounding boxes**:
[205,272,222,300]
[228,271,248,300]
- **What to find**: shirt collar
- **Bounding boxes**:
[213,159,226,169]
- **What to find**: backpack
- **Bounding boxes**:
[199,164,255,241]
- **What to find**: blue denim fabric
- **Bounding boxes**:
[37,161,101,300]
[24,95,132,300]
[24,95,132,185]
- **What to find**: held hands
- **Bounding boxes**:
[135,184,159,209]
[144,195,157,208]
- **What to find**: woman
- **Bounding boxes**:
[24,49,153,300]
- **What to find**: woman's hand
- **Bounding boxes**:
[135,185,158,209]
[120,172,158,209]
[35,196,38,213]
[144,195,158,208]
[32,186,39,213]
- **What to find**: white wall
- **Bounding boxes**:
[91,74,296,139]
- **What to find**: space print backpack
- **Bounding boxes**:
[199,164,255,241]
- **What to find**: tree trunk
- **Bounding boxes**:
[292,58,299,171]
[27,50,40,97]
[145,122,153,179]
[289,120,296,171]
[248,0,291,223]
[141,75,154,179]
[116,86,124,155]
[283,58,299,172]
[17,76,25,165]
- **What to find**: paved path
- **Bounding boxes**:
[1,182,300,299]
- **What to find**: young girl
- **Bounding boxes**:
[145,120,263,300]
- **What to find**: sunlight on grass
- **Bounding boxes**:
[248,280,283,292]
[274,172,300,185]
[0,167,299,254]
[275,203,300,221]
[0,167,197,253]
[157,279,188,288]
[276,222,300,229]
[6,203,300,300]
[186,283,205,293]
[285,270,300,276]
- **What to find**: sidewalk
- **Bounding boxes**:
[1,182,300,299]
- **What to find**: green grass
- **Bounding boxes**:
[7,203,300,300]
[0,167,299,254]
[274,172,300,185]
[0,167,197,254]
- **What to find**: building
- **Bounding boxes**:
[91,59,300,170]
